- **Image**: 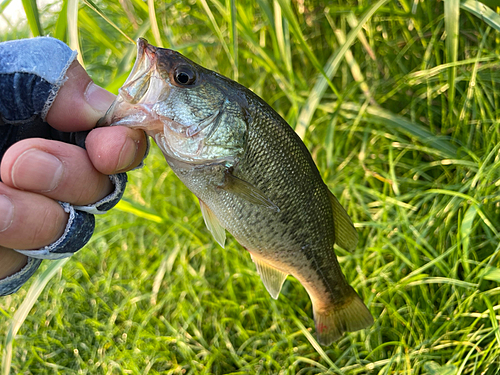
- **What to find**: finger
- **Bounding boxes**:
[0,139,113,206]
[0,246,28,280]
[45,60,116,132]
[0,184,68,250]
[85,126,148,174]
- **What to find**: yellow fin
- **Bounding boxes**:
[199,199,226,248]
[223,172,279,212]
[313,290,373,345]
[250,254,288,299]
[328,191,358,251]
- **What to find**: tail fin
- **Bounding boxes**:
[313,292,373,345]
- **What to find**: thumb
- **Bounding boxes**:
[45,60,116,132]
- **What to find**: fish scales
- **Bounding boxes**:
[102,38,374,345]
[182,101,340,284]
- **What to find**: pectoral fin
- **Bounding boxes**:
[250,254,288,299]
[199,199,226,248]
[328,191,359,252]
[223,172,279,212]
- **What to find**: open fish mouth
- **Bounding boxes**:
[99,38,221,143]
[119,38,159,105]
[98,38,230,166]
[98,38,165,129]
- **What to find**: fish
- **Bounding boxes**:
[100,38,373,345]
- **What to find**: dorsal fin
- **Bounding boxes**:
[250,254,288,299]
[328,191,358,251]
[199,199,226,248]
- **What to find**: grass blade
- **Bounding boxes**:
[198,0,235,75]
[53,0,68,41]
[0,0,13,13]
[273,0,292,82]
[229,0,238,80]
[82,0,135,44]
[2,259,69,375]
[480,266,500,282]
[333,23,372,102]
[482,295,500,349]
[295,0,389,138]
[21,0,43,36]
[67,0,83,66]
[461,0,500,32]
[78,10,123,54]
[460,204,477,274]
[276,1,337,101]
[341,103,459,157]
[275,0,339,97]
[291,316,340,372]
[147,0,163,48]
[405,277,477,289]
[114,198,164,223]
[444,0,460,118]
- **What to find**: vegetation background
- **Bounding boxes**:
[1,0,500,373]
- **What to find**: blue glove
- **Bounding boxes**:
[0,37,128,296]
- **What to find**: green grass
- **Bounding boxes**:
[2,0,500,373]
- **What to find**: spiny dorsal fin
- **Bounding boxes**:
[199,199,226,248]
[223,172,279,212]
[250,254,288,299]
[328,191,358,251]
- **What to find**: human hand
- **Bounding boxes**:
[0,60,148,280]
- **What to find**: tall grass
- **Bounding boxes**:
[1,0,500,373]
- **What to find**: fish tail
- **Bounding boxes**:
[313,290,373,346]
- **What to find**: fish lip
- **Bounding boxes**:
[98,95,156,128]
[137,38,157,61]
[107,102,157,128]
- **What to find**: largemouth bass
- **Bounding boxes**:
[101,38,373,345]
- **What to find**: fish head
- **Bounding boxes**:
[101,38,248,166]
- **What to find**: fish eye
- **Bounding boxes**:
[174,66,196,86]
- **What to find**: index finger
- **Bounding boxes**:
[45,61,116,132]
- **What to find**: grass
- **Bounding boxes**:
[2,0,500,373]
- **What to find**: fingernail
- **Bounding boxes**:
[85,82,116,113]
[117,137,138,171]
[12,149,64,192]
[0,195,14,233]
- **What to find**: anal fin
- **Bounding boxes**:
[328,191,359,251]
[199,199,226,248]
[250,254,288,299]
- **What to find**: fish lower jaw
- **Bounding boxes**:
[111,116,149,128]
